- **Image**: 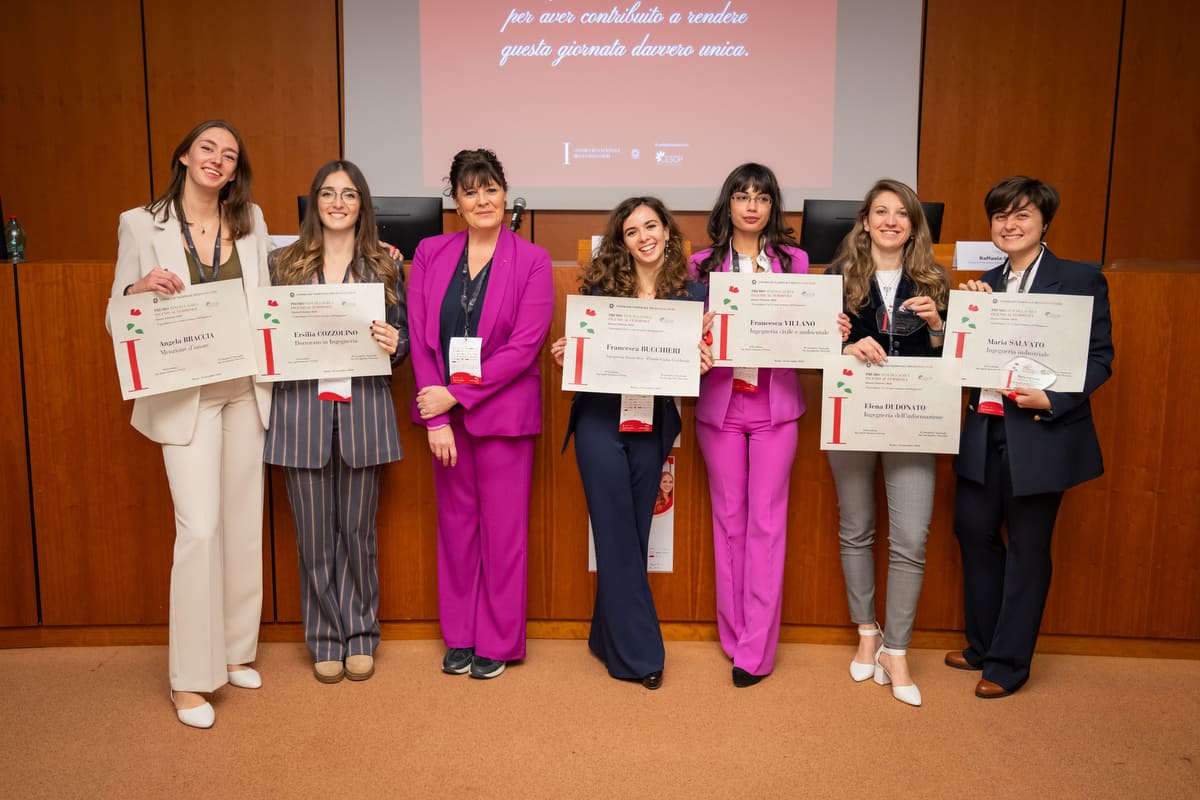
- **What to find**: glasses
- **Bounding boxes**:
[317,187,361,204]
[732,192,772,206]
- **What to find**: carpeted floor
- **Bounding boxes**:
[0,640,1195,798]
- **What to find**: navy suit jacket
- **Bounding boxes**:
[953,248,1114,496]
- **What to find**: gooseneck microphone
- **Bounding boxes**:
[509,197,527,232]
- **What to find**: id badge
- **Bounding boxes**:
[732,366,759,393]
[619,394,654,432]
[317,377,352,403]
[449,336,483,385]
[978,388,1005,416]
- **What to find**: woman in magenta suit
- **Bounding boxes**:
[690,163,813,687]
[407,149,554,680]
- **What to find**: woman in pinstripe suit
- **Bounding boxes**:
[264,160,408,684]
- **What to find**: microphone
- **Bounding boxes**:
[509,197,527,232]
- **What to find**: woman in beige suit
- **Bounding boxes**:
[108,119,272,729]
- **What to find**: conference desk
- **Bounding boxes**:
[2,258,1197,656]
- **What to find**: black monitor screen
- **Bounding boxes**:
[799,199,945,265]
[297,195,443,262]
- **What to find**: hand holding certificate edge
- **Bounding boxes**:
[956,279,1050,411]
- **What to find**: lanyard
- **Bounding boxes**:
[179,206,222,283]
[1000,246,1044,293]
[459,253,492,337]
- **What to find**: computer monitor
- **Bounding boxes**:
[297,195,443,261]
[799,199,945,265]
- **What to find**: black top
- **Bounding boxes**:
[827,265,948,358]
[439,242,493,383]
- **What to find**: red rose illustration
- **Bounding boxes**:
[130,309,142,316]
[729,286,740,293]
[585,308,596,316]
[703,331,713,345]
[842,368,853,376]
[267,300,279,307]
[968,304,979,312]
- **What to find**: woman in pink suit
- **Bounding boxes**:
[690,163,814,687]
[407,149,554,680]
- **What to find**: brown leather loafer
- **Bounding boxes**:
[975,678,1016,699]
[944,650,982,671]
[641,670,663,690]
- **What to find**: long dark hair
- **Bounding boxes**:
[831,178,946,315]
[270,160,399,306]
[581,197,690,299]
[697,162,798,278]
[146,119,255,240]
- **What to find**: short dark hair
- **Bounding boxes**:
[445,149,508,197]
[984,176,1060,226]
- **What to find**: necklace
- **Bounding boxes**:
[875,269,902,297]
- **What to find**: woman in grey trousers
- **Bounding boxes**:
[824,179,950,707]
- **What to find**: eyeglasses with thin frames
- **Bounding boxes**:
[731,192,772,206]
[317,187,361,204]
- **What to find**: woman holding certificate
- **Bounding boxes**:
[408,149,553,680]
[264,160,407,684]
[949,177,1113,699]
[688,163,811,688]
[107,120,272,728]
[826,178,949,707]
[551,196,712,690]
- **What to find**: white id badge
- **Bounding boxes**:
[732,366,759,393]
[317,377,352,403]
[619,394,654,432]
[448,337,483,385]
[978,388,1005,416]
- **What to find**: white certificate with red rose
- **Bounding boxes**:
[108,279,257,401]
[561,295,703,396]
[820,356,961,454]
[707,271,843,368]
[942,290,1093,392]
[247,283,389,382]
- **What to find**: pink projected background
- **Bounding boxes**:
[420,1,837,190]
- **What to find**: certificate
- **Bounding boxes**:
[821,356,961,454]
[108,279,256,401]
[247,283,390,382]
[708,271,843,368]
[943,289,1093,392]
[561,295,703,396]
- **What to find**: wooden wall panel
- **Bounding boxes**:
[1105,1,1200,262]
[141,0,341,240]
[0,1,150,260]
[0,266,37,626]
[918,0,1123,262]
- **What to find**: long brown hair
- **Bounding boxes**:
[270,160,399,305]
[581,197,691,298]
[831,178,947,315]
[146,119,255,240]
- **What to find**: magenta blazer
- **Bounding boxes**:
[689,244,809,427]
[408,227,553,437]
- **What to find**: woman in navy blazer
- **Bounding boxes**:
[408,149,554,680]
[552,196,712,690]
[948,176,1113,698]
[689,163,812,688]
[264,160,407,685]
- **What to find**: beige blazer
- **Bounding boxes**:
[106,202,273,445]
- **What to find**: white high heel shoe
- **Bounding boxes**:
[170,690,215,729]
[227,666,262,689]
[849,624,883,682]
[874,646,922,707]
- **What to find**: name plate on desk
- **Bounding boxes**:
[953,241,1006,270]
[108,279,256,400]
[561,295,703,396]
[707,271,843,368]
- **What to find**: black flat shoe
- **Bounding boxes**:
[732,667,766,688]
[641,670,663,690]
